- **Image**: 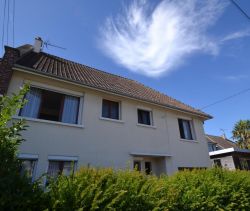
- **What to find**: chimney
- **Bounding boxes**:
[33,37,43,53]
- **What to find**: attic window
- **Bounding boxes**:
[19,87,80,124]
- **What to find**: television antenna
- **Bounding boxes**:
[43,39,66,50]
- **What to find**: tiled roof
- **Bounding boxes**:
[206,135,237,149]
[13,46,211,119]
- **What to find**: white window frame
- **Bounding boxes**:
[100,98,123,122]
[137,106,154,127]
[177,117,196,141]
[17,81,84,127]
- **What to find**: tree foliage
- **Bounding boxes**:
[232,120,250,149]
[0,85,46,210]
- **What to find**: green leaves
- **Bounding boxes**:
[232,120,250,149]
[45,168,250,211]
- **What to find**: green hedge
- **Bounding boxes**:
[45,168,250,211]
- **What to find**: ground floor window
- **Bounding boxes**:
[133,160,152,175]
[239,158,250,170]
[20,159,37,180]
[47,160,77,178]
[213,159,222,167]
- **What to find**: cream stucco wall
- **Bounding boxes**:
[8,70,211,178]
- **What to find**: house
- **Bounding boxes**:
[0,37,212,180]
[206,135,250,170]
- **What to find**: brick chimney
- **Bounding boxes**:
[0,46,20,95]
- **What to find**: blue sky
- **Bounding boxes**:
[1,0,250,139]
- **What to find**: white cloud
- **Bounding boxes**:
[99,0,228,77]
[225,74,249,81]
[221,30,250,43]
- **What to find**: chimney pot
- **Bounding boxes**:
[33,37,43,53]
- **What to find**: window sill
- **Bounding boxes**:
[99,117,124,124]
[180,139,198,143]
[13,116,84,128]
[136,123,156,129]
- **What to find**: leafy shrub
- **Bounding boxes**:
[0,85,47,210]
[46,167,250,211]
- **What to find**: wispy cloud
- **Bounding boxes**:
[224,74,249,81]
[99,0,230,77]
[221,30,250,43]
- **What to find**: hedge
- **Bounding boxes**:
[45,167,250,211]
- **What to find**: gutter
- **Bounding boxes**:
[13,65,212,120]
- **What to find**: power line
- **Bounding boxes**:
[1,0,7,50]
[12,0,15,47]
[230,0,250,20]
[6,0,9,45]
[200,87,250,110]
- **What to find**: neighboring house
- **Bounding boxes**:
[0,38,212,180]
[206,135,250,170]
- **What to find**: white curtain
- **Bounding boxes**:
[61,96,79,124]
[47,161,60,178]
[20,88,42,118]
[183,120,192,140]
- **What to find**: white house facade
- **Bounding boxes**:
[0,38,212,180]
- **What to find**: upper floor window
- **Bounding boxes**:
[178,119,193,140]
[138,109,152,125]
[102,99,120,120]
[19,87,80,124]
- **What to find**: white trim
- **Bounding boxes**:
[13,116,84,128]
[24,80,84,97]
[209,148,250,156]
[130,152,172,157]
[48,155,78,161]
[180,139,198,143]
[136,123,156,129]
[18,153,39,159]
[13,66,211,120]
[99,117,124,124]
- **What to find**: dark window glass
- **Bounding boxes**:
[178,119,193,140]
[214,159,222,167]
[102,99,119,120]
[19,87,80,124]
[138,109,151,125]
[145,161,152,175]
[133,161,141,171]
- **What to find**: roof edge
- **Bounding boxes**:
[13,64,213,120]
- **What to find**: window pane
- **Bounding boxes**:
[39,90,64,121]
[20,159,36,179]
[48,161,75,178]
[61,95,79,124]
[20,88,42,118]
[133,161,141,171]
[178,119,193,140]
[145,162,152,175]
[102,99,119,120]
[138,109,151,125]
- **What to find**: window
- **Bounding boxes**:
[138,109,151,125]
[19,87,80,124]
[47,160,76,178]
[145,161,152,175]
[239,158,250,170]
[133,160,141,171]
[102,99,120,120]
[178,119,193,140]
[213,159,222,167]
[20,159,37,180]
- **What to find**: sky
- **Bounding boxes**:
[0,0,250,139]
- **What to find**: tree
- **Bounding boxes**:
[0,85,46,210]
[232,120,250,149]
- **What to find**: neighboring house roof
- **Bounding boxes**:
[206,134,237,149]
[209,147,250,156]
[12,44,211,119]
